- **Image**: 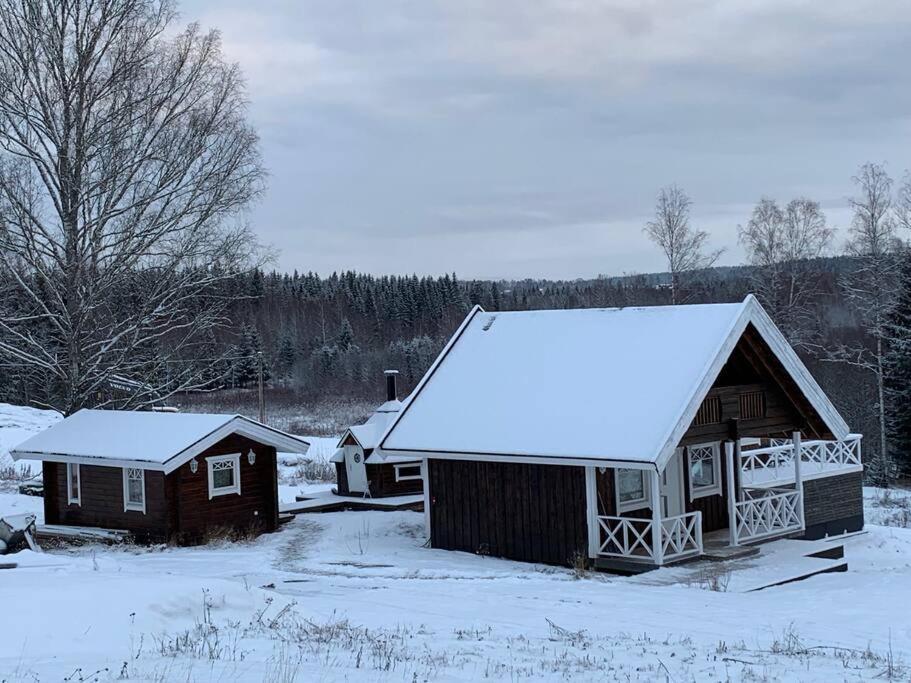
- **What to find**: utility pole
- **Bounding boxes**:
[257,351,265,424]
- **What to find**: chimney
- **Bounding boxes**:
[384,369,399,402]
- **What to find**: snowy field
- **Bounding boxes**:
[2,405,911,681]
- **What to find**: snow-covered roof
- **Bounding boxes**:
[11,409,309,474]
[379,296,850,469]
[338,399,403,451]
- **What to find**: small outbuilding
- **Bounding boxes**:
[332,371,423,498]
[11,410,309,544]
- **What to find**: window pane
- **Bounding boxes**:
[213,466,234,489]
[618,469,645,502]
[69,465,79,498]
[128,477,143,503]
[690,448,716,488]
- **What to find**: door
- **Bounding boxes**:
[344,445,369,494]
[659,448,685,518]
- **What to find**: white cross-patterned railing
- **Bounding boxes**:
[661,511,703,562]
[597,511,703,564]
[733,487,803,544]
[739,434,862,487]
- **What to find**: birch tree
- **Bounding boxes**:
[830,163,902,467]
[644,184,722,304]
[0,0,265,414]
[738,196,833,347]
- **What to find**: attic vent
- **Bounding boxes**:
[482,315,497,331]
[740,391,766,419]
[693,396,722,426]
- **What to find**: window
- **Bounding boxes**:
[67,463,81,505]
[122,468,146,513]
[207,453,241,499]
[693,396,722,425]
[615,469,650,512]
[687,443,722,499]
[394,463,422,482]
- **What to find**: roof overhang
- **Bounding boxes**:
[378,296,851,471]
[11,416,309,475]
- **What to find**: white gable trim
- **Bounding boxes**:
[336,428,362,450]
[653,295,850,470]
[378,305,485,452]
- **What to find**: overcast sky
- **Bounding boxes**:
[183,0,911,279]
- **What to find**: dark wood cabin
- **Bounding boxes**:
[332,370,423,499]
[381,299,865,570]
[12,410,309,545]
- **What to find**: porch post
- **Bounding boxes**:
[792,431,805,529]
[421,458,431,541]
[725,441,738,547]
[650,468,663,565]
[584,466,599,559]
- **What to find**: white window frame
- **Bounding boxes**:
[687,442,722,500]
[207,453,242,499]
[67,463,81,506]
[615,468,651,513]
[394,463,422,482]
[122,467,146,513]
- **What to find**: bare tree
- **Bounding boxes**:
[829,163,903,466]
[0,0,265,414]
[644,185,723,304]
[738,196,833,347]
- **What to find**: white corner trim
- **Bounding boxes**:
[394,463,422,482]
[615,468,652,513]
[686,442,723,501]
[122,467,146,514]
[207,453,242,499]
[67,462,81,506]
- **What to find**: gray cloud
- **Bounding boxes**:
[183,0,911,278]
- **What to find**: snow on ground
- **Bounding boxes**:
[0,403,60,483]
[2,511,910,681]
[1,406,911,681]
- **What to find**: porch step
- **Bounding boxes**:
[593,557,659,575]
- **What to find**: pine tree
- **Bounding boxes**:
[336,318,355,351]
[883,252,911,477]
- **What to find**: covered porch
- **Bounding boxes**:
[586,433,862,571]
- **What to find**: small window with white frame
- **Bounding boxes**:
[394,463,422,482]
[615,468,650,512]
[687,442,722,499]
[67,463,81,505]
[207,453,241,499]
[123,467,145,513]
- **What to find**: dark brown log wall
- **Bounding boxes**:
[369,461,423,497]
[43,461,170,542]
[428,459,587,567]
[169,433,279,544]
[335,462,350,495]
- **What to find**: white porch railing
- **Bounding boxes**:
[739,434,862,487]
[732,487,803,544]
[597,511,703,565]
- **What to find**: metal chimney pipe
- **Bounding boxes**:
[384,369,399,402]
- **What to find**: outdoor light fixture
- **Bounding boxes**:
[189,458,198,474]
[247,449,256,465]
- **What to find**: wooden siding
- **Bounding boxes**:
[368,461,423,497]
[169,433,279,544]
[428,459,587,567]
[43,461,170,542]
[335,462,350,495]
[43,432,279,545]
